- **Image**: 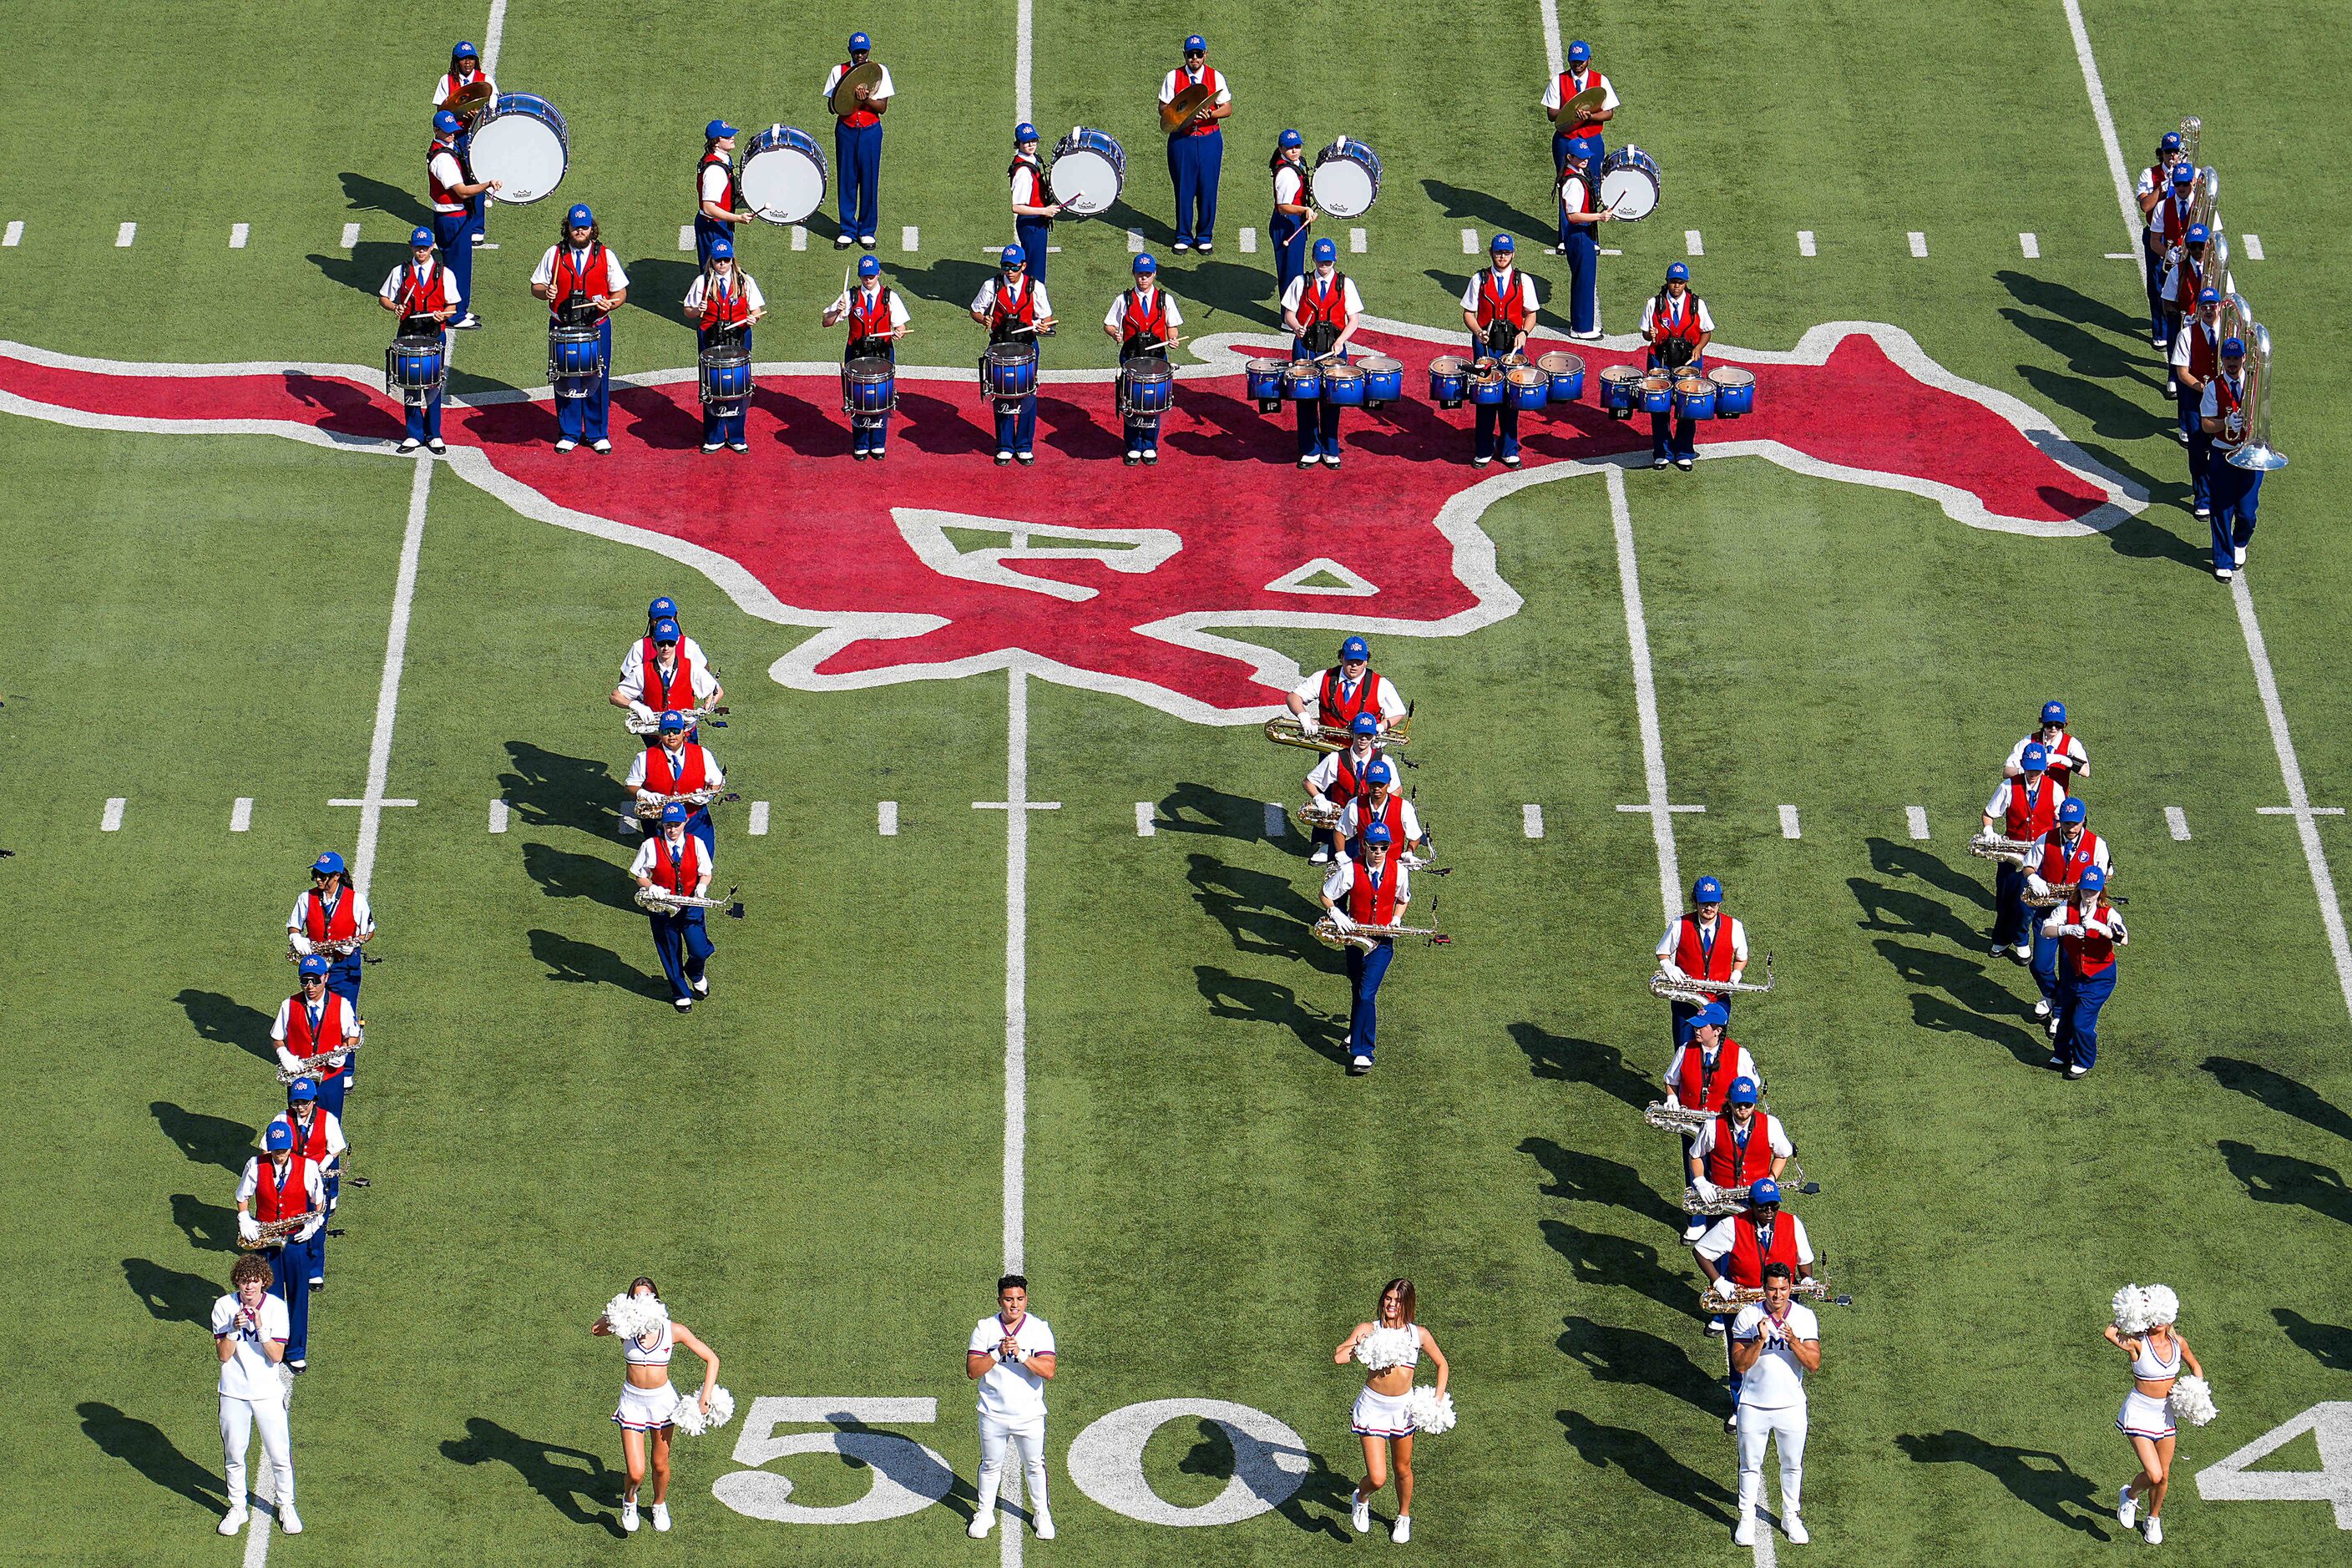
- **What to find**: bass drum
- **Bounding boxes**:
[1597,145,1662,221]
[741,124,830,225]
[468,94,569,204]
[1309,139,1383,219]
[1048,128,1127,216]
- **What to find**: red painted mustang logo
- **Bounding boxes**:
[0,320,2137,720]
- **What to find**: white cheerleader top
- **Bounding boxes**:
[2130,1333,2182,1381]
[623,1316,674,1366]
[1357,1325,1420,1372]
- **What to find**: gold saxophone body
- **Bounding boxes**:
[287,935,364,964]
[1707,1277,1852,1309]
[1312,915,1446,953]
[1264,708,1414,755]
[237,1215,311,1251]
[1683,1161,1813,1216]
[277,1047,354,1087]
[1291,798,1344,833]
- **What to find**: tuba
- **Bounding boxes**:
[2225,323,2289,473]
[2177,114,2203,169]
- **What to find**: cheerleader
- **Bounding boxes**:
[592,1277,721,1534]
[1333,1278,1449,1544]
[2105,1284,2209,1546]
[211,1254,297,1536]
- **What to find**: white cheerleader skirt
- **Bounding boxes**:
[615,1378,681,1432]
[1352,1384,1414,1439]
[2117,1388,2175,1441]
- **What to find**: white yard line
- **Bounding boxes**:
[488,799,508,833]
[230,224,250,250]
[1126,228,1144,254]
[1238,226,1257,253]
[1779,804,1801,840]
[1523,803,1545,839]
[340,222,360,250]
[878,801,898,836]
[1606,463,1683,922]
[481,0,508,72]
[1796,230,1814,257]
[1262,801,1287,841]
[348,455,431,893]
[792,225,807,251]
[2062,0,2352,1019]
[2019,231,2039,259]
[230,797,253,832]
[2242,233,2263,261]
[1907,806,1930,841]
[1135,802,1156,837]
[1013,0,1033,123]
[1685,229,1704,257]
[1907,230,1927,258]
[902,225,919,252]
[1349,227,1367,254]
[114,222,136,248]
[1538,0,1564,75]
[243,1465,277,1562]
[2166,806,2190,841]
[1462,228,1479,255]
[101,797,125,832]
[3,220,20,246]
[746,801,770,835]
[677,224,693,252]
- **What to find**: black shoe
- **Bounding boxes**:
[1142,452,1157,465]
[1015,452,1034,466]
[852,449,867,461]
[308,1278,326,1294]
[872,448,885,462]
[995,452,1012,466]
[1675,458,1694,471]
[1651,457,1671,470]
[834,234,853,250]
[1124,453,1139,467]
[348,1176,371,1188]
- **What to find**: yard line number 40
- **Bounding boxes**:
[2195,1402,2352,1530]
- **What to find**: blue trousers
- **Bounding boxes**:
[648,908,712,1002]
[1292,344,1342,458]
[1474,399,1520,461]
[2180,388,2213,509]
[2210,462,2262,569]
[1343,938,1395,1057]
[1560,227,1599,333]
[1271,210,1308,294]
[327,951,362,1006]
[267,1241,314,1363]
[1168,129,1222,246]
[698,327,749,446]
[1015,217,1053,285]
[310,1054,351,1121]
[556,317,612,443]
[1992,862,2031,949]
[835,120,883,242]
[1650,408,1697,461]
[694,215,736,271]
[431,210,478,315]
[403,389,443,443]
[1668,996,1732,1050]
[2142,242,2169,346]
[2054,965,2116,1071]
[1124,412,1161,455]
[312,1169,339,1283]
[688,811,716,855]
[2031,928,2061,1008]
[994,393,1037,456]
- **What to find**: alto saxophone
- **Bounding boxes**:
[1312,915,1448,953]
[277,1047,354,1087]
[1967,830,2037,866]
[237,1215,311,1251]
[1648,953,1775,1006]
[635,883,746,917]
[287,935,364,963]
[1642,1100,1710,1136]
[633,787,740,821]
[1684,1161,1818,1216]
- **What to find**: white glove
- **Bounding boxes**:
[1711,1275,1737,1299]
[276,1048,302,1075]
[2062,923,2086,938]
[296,1216,322,1242]
[2026,874,2050,898]
[288,934,315,956]
[237,1212,260,1242]
[630,700,657,722]
[1659,960,1685,981]
[1329,908,1357,930]
[1693,1177,1720,1204]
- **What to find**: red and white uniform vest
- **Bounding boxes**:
[1555,68,1606,139]
[2168,252,2207,312]
[1316,664,1383,729]
[1295,275,1351,336]
[837,62,882,128]
[1704,1111,1778,1188]
[1669,913,1739,991]
[987,276,1039,335]
[698,152,741,214]
[1329,748,1376,807]
[279,1110,333,1165]
[644,744,711,796]
[299,889,361,946]
[427,137,469,212]
[390,260,456,325]
[1474,267,1530,334]
[1672,1039,1748,1116]
[697,273,752,332]
[1560,163,1596,212]
[1344,862,1401,928]
[1722,1213,1803,1288]
[1176,67,1224,135]
[252,1155,314,1226]
[281,989,355,1068]
[2210,372,2245,450]
[2149,188,2193,255]
[649,833,706,897]
[2033,828,2104,889]
[2003,776,2063,841]
[2181,320,2219,381]
[547,244,617,320]
[2058,899,2122,978]
[1120,287,1172,354]
[845,285,894,351]
[1651,291,1706,352]
[1353,792,1408,847]
[638,642,701,713]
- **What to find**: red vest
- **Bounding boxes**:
[2149,188,2192,255]
[1344,862,1401,927]
[427,138,468,211]
[650,834,704,896]
[846,285,894,347]
[283,989,352,1065]
[2168,251,2207,312]
[698,152,741,214]
[1672,1039,1745,1115]
[1652,291,1705,349]
[640,644,699,711]
[1556,68,1606,138]
[2003,777,2062,841]
[1330,747,1375,805]
[1704,1111,1777,1187]
[1671,914,1737,985]
[1317,665,1381,728]
[275,1110,332,1165]
[300,889,360,943]
[645,744,711,795]
[1474,268,1530,331]
[2212,372,2244,448]
[1120,287,1171,352]
[1723,1213,1802,1288]
[1297,275,1350,332]
[697,273,751,331]
[1560,162,1596,212]
[253,1155,313,1225]
[1354,792,1407,848]
[837,61,882,127]
[988,276,1038,332]
[548,244,615,319]
[2035,728,2081,782]
[1175,67,1223,135]
[2059,899,2121,978]
[2033,828,2102,888]
[1009,154,1044,206]
[391,261,455,321]
[2183,320,2218,380]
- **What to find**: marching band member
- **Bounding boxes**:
[593,1277,722,1535]
[431,40,496,248]
[2200,334,2263,581]
[1641,263,1713,471]
[2144,163,2198,361]
[265,1080,346,1292]
[1541,38,1617,171]
[1980,742,2065,960]
[1655,875,1749,1045]
[530,203,629,454]
[822,252,910,459]
[2003,699,2090,795]
[1693,1178,1813,1429]
[1730,1263,1820,1548]
[1459,234,1539,468]
[969,246,1055,466]
[1335,759,1429,863]
[426,109,496,327]
[2171,287,2224,516]
[1161,34,1232,253]
[211,1254,298,1536]
[2105,1284,2204,1546]
[636,597,708,673]
[2043,864,2126,1080]
[1269,129,1313,295]
[1320,822,1413,1075]
[2024,797,2111,1029]
[1334,1278,1449,1545]
[624,711,726,853]
[1552,144,1615,338]
[695,121,756,270]
[2136,131,2187,348]
[822,32,893,250]
[964,1273,1058,1541]
[1302,714,1384,866]
[235,1122,325,1373]
[1007,124,1060,286]
[681,238,766,454]
[273,956,363,1119]
[2160,223,2213,379]
[286,851,375,1004]
[1662,1005,1759,1238]
[632,802,716,1012]
[611,617,722,749]
[1103,253,1184,465]
[1280,238,1363,469]
[1687,1078,1792,1248]
[1287,635,1409,738]
[377,228,459,454]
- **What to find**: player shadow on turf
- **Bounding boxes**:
[170,1193,239,1254]
[1182,852,1343,966]
[1508,1022,1651,1111]
[1182,261,1282,329]
[2217,1140,2352,1227]
[440,1417,626,1536]
[1873,942,2051,1068]
[1419,180,1555,256]
[1038,392,1130,462]
[151,1100,258,1173]
[1894,1430,2114,1540]
[1555,1315,1725,1416]
[521,841,640,913]
[1849,873,1981,947]
[78,1401,231,1516]
[1557,1409,1737,1526]
[177,988,278,1065]
[1196,966,1350,1065]
[336,171,432,230]
[499,741,622,832]
[2273,1308,2352,1372]
[1864,838,1991,911]
[527,928,670,1000]
[1521,1136,1685,1229]
[1544,1227,1702,1323]
[2203,1055,2352,1144]
[122,1257,217,1326]
[1169,1416,1354,1539]
[894,388,999,458]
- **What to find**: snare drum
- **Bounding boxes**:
[1507,365,1550,411]
[548,325,602,397]
[384,335,447,407]
[1597,145,1662,222]
[1598,364,1645,418]
[1428,355,1468,407]
[1281,360,1323,402]
[1536,351,1586,402]
[699,345,752,409]
[1465,358,1508,407]
[1119,359,1176,421]
[982,341,1039,401]
[1246,357,1288,411]
[1356,354,1404,407]
[1310,139,1383,219]
[1638,372,1674,413]
[741,124,829,225]
[1707,366,1757,418]
[468,94,569,204]
[1673,371,1717,421]
[842,356,897,422]
[1048,128,1127,215]
[1321,363,1368,407]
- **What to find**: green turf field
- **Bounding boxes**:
[3,2,2349,1564]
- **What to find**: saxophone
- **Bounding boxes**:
[237,1215,311,1251]
[1312,915,1448,953]
[277,1047,354,1087]
[1642,1100,1709,1136]
[1290,798,1343,833]
[287,934,364,963]
[633,787,741,821]
[635,883,746,917]
[1967,831,2037,866]
[1705,1277,1853,1309]
[625,705,728,736]
[1264,706,1414,755]
[1684,1162,1818,1216]
[1648,953,1774,1006]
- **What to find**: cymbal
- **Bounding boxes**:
[1564,85,1607,119]
[1160,81,1214,134]
[830,60,885,119]
[448,79,496,119]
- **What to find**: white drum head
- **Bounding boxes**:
[472,116,566,205]
[1049,152,1120,215]
[1598,166,1658,221]
[1311,162,1375,219]
[742,148,826,225]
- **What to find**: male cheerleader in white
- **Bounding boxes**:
[964,1273,1056,1540]
[211,1253,299,1535]
[1729,1262,1818,1546]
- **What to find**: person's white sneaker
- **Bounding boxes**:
[1391,1515,1410,1543]
[397,438,422,454]
[1350,1490,1370,1532]
[219,1506,249,1535]
[622,1498,640,1533]
[2012,942,2034,959]
[1309,846,1332,865]
[1733,1512,1756,1546]
[2143,1515,2162,1545]
[554,438,577,453]
[426,438,447,455]
[651,1502,670,1532]
[691,975,710,997]
[1034,1510,1055,1539]
[2234,544,2248,566]
[967,1512,993,1539]
[592,439,613,454]
[2216,568,2233,581]
[278,1505,303,1535]
[1348,1055,1373,1075]
[2032,999,2051,1019]
[1785,1513,1808,1544]
[2117,1483,2137,1529]
[2066,1064,2091,1080]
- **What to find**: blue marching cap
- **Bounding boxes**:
[311,851,346,876]
[706,119,737,140]
[649,596,679,622]
[567,203,594,228]
[2198,286,2221,304]
[2041,699,2067,725]
[1349,714,1381,736]
[1313,236,1337,262]
[287,1078,319,1103]
[2185,223,2209,245]
[847,31,872,51]
[1183,33,1206,52]
[1363,759,1395,786]
[264,1122,295,1151]
[2171,162,2195,185]
[2160,130,2183,151]
[1567,38,1591,63]
[1000,244,1027,268]
[660,802,690,825]
[1339,635,1371,660]
[857,254,881,276]
[453,39,479,59]
[1666,261,1690,282]
[2021,741,2050,771]
[1363,822,1393,845]
[1748,1176,1782,1205]
[1692,1002,1729,1029]
[297,954,331,978]
[1692,875,1723,903]
[2222,335,2246,356]
[1278,128,1304,149]
[1134,252,1158,274]
[2058,798,2086,825]
[1490,233,1515,254]
[2080,865,2108,892]
[1727,1075,1760,1105]
[706,236,734,260]
[653,617,682,642]
[434,109,463,134]
[657,710,688,733]
[1014,121,1039,144]
[409,225,435,248]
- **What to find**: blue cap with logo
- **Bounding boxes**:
[1667,261,1690,282]
[707,119,737,140]
[567,204,594,228]
[649,596,678,623]
[2058,798,2086,825]
[453,40,478,59]
[658,711,688,734]
[653,617,682,643]
[1279,128,1303,149]
[410,226,435,248]
[1727,1076,1760,1105]
[1313,236,1337,262]
[707,236,733,260]
[1134,253,1158,275]
[287,1078,319,1103]
[1363,759,1394,787]
[311,851,346,877]
[2041,700,2067,725]
[1363,822,1393,845]
[297,954,331,978]
[2160,130,2183,152]
[1014,121,1038,144]
[857,254,880,276]
[2021,741,2050,771]
[1567,38,1591,63]
[1748,1176,1782,1205]
[1692,1002,1730,1030]
[1490,233,1515,255]
[1350,714,1380,737]
[2198,286,2220,305]
[265,1123,295,1152]
[660,802,690,825]
[1001,244,1026,268]
[2080,865,2107,892]
[1692,875,1723,903]
[2186,223,2209,245]
[434,109,463,134]
[2171,163,2195,185]
[848,31,871,51]
[2223,335,2245,356]
[1184,33,1206,53]
[1339,635,1370,660]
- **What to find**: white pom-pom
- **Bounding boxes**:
[2111,1285,2150,1333]
[2167,1373,2218,1427]
[670,1396,706,1436]
[603,1292,669,1343]
[1404,1388,1456,1436]
[1355,1327,1418,1372]
[2142,1285,2181,1327]
[704,1386,736,1430]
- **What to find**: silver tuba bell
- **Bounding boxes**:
[2225,324,2289,473]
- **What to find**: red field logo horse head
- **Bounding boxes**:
[0,319,2139,721]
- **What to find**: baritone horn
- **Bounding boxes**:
[2226,324,2289,473]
